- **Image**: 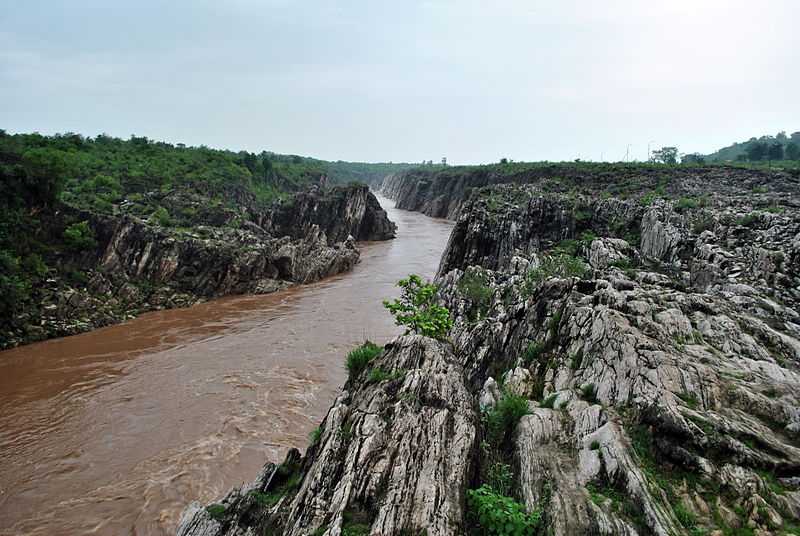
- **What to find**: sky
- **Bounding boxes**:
[1,0,798,164]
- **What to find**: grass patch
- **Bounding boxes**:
[540,393,558,409]
[580,383,598,404]
[522,342,546,366]
[366,367,405,384]
[205,503,226,520]
[345,341,382,381]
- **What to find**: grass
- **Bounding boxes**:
[366,367,405,384]
[486,390,531,445]
[540,393,558,409]
[205,503,226,520]
[309,426,322,446]
[522,342,546,366]
[345,341,382,381]
[580,383,598,404]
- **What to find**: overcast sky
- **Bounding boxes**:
[2,0,798,164]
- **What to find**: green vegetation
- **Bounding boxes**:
[485,390,530,446]
[341,509,372,536]
[383,274,453,340]
[367,367,405,384]
[539,393,558,409]
[457,269,493,321]
[309,426,322,446]
[345,341,382,381]
[523,252,588,295]
[467,485,542,535]
[63,221,97,251]
[703,131,800,163]
[521,342,545,366]
[580,383,597,403]
[205,504,227,520]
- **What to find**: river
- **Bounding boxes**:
[0,195,453,536]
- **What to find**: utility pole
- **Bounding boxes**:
[647,140,655,162]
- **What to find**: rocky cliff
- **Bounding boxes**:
[380,163,800,220]
[177,171,800,535]
[1,185,394,349]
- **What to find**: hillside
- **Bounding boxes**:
[703,132,800,163]
[0,130,401,348]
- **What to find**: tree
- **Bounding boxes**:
[786,142,800,161]
[651,147,679,164]
[383,274,452,340]
[682,153,705,164]
[746,142,767,161]
[767,142,784,161]
[20,148,72,208]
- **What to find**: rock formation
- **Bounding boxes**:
[1,184,394,349]
[179,167,800,535]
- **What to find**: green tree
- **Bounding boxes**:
[383,274,452,340]
[20,148,72,207]
[767,142,784,161]
[651,147,679,164]
[747,142,767,161]
[786,142,800,160]
[63,221,97,251]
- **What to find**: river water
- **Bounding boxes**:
[0,195,453,536]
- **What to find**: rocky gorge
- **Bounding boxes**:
[178,165,800,535]
[1,184,395,349]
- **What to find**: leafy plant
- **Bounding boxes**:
[467,485,542,535]
[457,269,493,320]
[383,274,453,340]
[485,390,530,446]
[523,253,588,295]
[63,221,97,251]
[205,503,226,520]
[521,342,545,366]
[345,341,382,381]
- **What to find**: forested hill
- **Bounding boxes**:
[703,131,800,162]
[0,130,413,217]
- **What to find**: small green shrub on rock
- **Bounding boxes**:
[345,341,382,380]
[486,391,530,445]
[523,253,588,295]
[457,269,493,320]
[467,484,542,535]
[383,274,453,340]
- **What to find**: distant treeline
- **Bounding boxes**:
[691,131,800,164]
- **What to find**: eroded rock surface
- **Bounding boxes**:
[180,171,800,535]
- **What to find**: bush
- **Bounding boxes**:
[467,485,542,535]
[63,221,97,251]
[345,341,382,381]
[486,391,530,446]
[383,274,453,340]
[457,269,493,319]
[523,253,588,295]
[522,342,545,366]
[150,206,173,227]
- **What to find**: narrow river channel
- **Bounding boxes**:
[0,195,453,536]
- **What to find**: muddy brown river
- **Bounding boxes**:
[0,195,453,536]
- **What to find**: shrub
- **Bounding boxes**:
[522,342,545,366]
[345,341,382,380]
[540,393,558,409]
[457,269,493,319]
[309,426,322,446]
[63,221,97,251]
[486,391,530,446]
[205,504,226,520]
[590,440,600,450]
[467,485,542,535]
[524,253,588,294]
[367,367,405,384]
[580,383,598,404]
[383,274,453,340]
[150,206,173,226]
[485,461,514,497]
[674,197,699,213]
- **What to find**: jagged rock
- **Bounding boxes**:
[180,171,800,536]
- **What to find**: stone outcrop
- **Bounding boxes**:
[179,170,800,535]
[261,184,396,242]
